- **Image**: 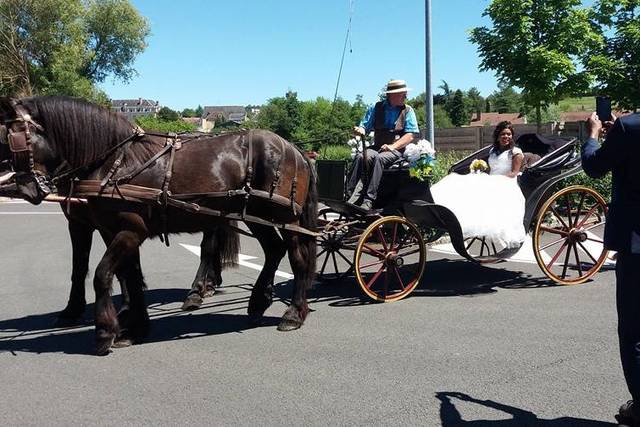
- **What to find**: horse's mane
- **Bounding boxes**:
[23,96,135,167]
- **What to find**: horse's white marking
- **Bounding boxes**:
[180,243,294,279]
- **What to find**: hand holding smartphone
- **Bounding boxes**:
[596,96,612,122]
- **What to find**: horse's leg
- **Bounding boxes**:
[182,230,220,311]
[246,223,286,325]
[278,230,315,331]
[113,249,149,348]
[93,229,145,355]
[56,216,94,326]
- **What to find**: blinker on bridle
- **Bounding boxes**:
[1,100,52,198]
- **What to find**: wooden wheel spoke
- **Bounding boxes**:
[576,240,599,264]
[319,251,331,274]
[585,236,604,244]
[546,240,569,269]
[376,228,389,252]
[317,248,328,259]
[396,247,422,258]
[574,192,587,224]
[360,258,385,269]
[539,225,569,236]
[336,249,353,266]
[573,243,583,276]
[561,242,573,279]
[549,206,570,230]
[391,265,407,291]
[394,228,412,252]
[365,265,386,290]
[362,243,385,258]
[584,221,605,231]
[564,194,573,228]
[465,237,479,251]
[539,235,568,251]
[331,252,339,275]
[390,223,398,251]
[575,203,602,229]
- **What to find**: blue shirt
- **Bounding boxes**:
[359,100,419,134]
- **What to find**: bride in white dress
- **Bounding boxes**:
[430,121,526,248]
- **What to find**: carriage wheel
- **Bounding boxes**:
[533,185,608,284]
[354,216,426,302]
[316,207,354,281]
[463,236,522,263]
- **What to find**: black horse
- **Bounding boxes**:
[0,96,317,355]
[1,114,238,326]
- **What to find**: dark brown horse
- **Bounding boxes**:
[0,96,317,355]
[1,118,238,327]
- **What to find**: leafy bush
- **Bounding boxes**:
[135,115,196,133]
[317,144,352,161]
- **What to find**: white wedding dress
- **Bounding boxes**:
[430,147,526,248]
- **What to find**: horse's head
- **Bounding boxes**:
[0,97,58,204]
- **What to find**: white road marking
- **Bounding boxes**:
[180,243,294,280]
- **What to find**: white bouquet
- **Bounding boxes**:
[404,139,436,181]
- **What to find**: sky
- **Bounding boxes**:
[101,0,499,110]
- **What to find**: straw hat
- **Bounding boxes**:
[385,79,410,94]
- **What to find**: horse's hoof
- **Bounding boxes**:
[277,319,302,332]
[202,289,216,298]
[95,337,114,356]
[112,338,134,348]
[181,294,203,311]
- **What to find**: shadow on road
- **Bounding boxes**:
[0,286,279,356]
[306,258,556,307]
[436,391,615,426]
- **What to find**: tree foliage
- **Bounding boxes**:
[157,106,180,121]
[135,115,196,133]
[469,0,601,125]
[449,89,468,126]
[588,0,640,110]
[0,0,149,101]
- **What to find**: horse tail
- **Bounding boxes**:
[217,221,240,267]
[297,155,318,284]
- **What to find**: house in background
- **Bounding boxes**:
[202,106,247,130]
[469,112,527,127]
[111,98,161,121]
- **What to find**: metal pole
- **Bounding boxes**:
[425,0,434,147]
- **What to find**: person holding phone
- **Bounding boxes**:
[584,108,640,426]
[346,79,419,211]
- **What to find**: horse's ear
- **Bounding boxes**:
[0,97,17,121]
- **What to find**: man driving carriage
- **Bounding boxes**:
[346,79,420,211]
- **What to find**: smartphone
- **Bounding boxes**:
[596,96,612,121]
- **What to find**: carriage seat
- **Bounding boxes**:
[516,134,574,171]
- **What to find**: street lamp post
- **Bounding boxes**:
[425,0,434,146]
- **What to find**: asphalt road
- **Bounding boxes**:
[0,200,625,426]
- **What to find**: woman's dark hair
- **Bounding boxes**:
[492,120,515,151]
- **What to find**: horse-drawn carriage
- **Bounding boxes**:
[313,133,610,302]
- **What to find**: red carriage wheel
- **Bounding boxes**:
[354,216,426,302]
[533,185,609,284]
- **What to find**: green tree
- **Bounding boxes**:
[195,105,204,117]
[0,0,149,100]
[158,106,180,121]
[181,108,196,117]
[256,90,301,140]
[449,89,468,126]
[587,0,640,110]
[434,104,453,128]
[135,115,195,133]
[469,0,601,128]
[465,87,484,121]
[487,83,523,113]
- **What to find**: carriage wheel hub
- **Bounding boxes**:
[385,252,404,267]
[568,228,588,243]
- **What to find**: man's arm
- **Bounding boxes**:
[380,107,419,151]
[582,113,625,178]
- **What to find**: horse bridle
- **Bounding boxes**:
[0,100,53,196]
[0,100,44,174]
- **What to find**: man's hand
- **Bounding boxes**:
[586,112,603,139]
[353,126,365,137]
[379,144,392,152]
